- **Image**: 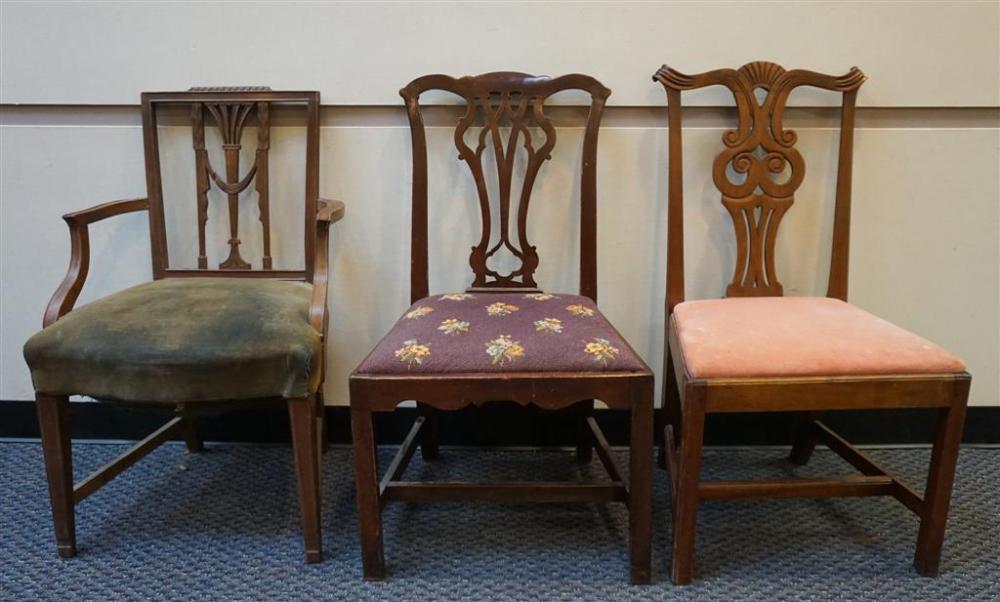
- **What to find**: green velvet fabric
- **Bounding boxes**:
[24,278,322,403]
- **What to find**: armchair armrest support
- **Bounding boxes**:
[309,198,346,335]
[43,198,149,327]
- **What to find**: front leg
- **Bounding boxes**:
[288,396,322,563]
[628,380,653,584]
[914,378,969,576]
[36,394,77,557]
[351,406,385,579]
[672,383,706,585]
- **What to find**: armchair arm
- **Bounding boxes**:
[309,198,346,334]
[316,198,346,225]
[43,198,149,327]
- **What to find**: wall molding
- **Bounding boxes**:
[2,105,997,129]
[1,400,997,446]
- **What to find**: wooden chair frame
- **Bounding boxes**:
[653,62,971,584]
[349,72,654,584]
[35,88,345,563]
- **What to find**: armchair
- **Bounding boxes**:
[23,88,344,563]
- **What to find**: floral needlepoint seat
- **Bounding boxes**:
[356,292,646,374]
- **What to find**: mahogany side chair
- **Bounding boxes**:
[23,88,345,563]
[653,62,970,584]
[349,72,654,583]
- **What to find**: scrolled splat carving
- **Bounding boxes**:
[454,90,557,289]
[401,72,610,299]
[655,62,865,297]
[190,87,273,270]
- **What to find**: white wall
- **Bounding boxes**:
[2,1,998,407]
[3,2,998,107]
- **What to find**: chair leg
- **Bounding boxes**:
[288,396,322,563]
[179,414,204,453]
[659,348,681,470]
[914,381,969,576]
[36,394,76,558]
[576,399,594,464]
[316,390,329,455]
[788,411,821,465]
[672,384,706,585]
[628,383,653,584]
[417,402,439,460]
[351,407,385,579]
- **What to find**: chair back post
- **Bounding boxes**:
[827,88,860,301]
[141,94,167,279]
[578,90,608,302]
[400,86,431,303]
[303,93,321,282]
[664,87,685,315]
[400,72,610,302]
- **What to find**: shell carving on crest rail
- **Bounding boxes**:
[190,86,274,270]
[654,62,865,297]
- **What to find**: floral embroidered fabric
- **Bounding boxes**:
[356,292,646,374]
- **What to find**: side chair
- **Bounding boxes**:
[349,72,654,584]
[23,88,345,563]
[653,62,970,584]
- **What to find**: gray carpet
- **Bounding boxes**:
[1,441,997,600]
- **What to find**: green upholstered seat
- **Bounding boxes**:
[23,278,322,403]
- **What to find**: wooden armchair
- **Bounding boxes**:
[23,88,345,563]
[349,72,654,583]
[653,62,970,584]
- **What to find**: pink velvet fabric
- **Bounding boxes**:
[672,297,964,379]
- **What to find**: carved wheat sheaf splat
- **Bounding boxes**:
[190,86,272,270]
[455,91,556,289]
[655,62,865,297]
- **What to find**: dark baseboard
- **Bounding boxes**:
[1,400,997,446]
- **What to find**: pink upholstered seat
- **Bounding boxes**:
[672,297,964,379]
